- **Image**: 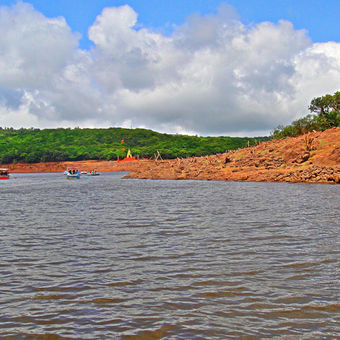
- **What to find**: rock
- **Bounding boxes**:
[225,156,232,164]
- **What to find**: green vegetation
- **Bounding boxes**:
[0,127,268,164]
[272,91,340,139]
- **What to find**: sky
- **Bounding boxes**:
[0,0,339,136]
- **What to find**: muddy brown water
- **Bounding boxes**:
[1,172,339,339]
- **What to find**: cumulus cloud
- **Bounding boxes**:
[0,2,78,88]
[0,2,340,135]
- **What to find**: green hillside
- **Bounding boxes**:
[0,127,268,164]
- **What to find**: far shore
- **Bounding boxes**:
[2,127,339,184]
[2,159,146,174]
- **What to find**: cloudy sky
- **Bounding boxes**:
[0,1,339,136]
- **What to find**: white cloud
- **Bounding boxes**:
[0,2,339,135]
[289,42,340,118]
[0,2,79,88]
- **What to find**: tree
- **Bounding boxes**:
[309,91,340,129]
[272,91,340,139]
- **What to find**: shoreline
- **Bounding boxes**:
[2,128,339,184]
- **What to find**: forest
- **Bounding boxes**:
[0,127,268,164]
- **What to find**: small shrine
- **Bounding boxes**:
[117,139,140,163]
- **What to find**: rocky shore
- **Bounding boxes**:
[3,127,339,184]
[125,127,340,184]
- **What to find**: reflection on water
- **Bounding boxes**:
[1,172,339,339]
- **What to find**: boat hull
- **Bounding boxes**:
[67,174,80,179]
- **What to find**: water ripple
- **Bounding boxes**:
[1,173,339,338]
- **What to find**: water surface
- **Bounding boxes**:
[1,172,339,339]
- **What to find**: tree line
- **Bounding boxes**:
[272,91,340,138]
[0,127,268,164]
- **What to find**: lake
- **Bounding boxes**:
[1,172,339,339]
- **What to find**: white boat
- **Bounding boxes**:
[88,170,100,176]
[66,167,80,179]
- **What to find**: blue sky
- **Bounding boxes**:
[0,0,339,135]
[1,0,339,49]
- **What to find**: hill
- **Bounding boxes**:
[0,127,268,164]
